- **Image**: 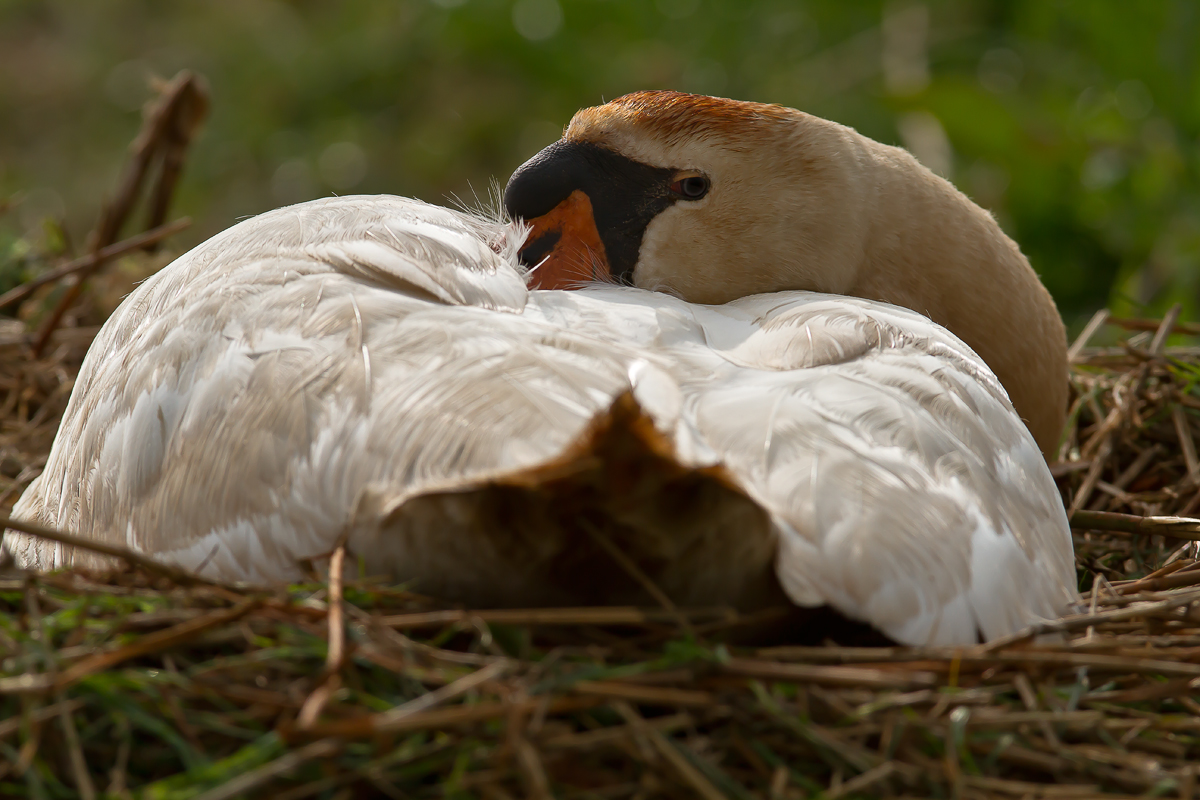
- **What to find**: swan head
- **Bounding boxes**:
[505,91,869,301]
[504,91,1068,456]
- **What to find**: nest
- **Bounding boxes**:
[5,73,1200,800]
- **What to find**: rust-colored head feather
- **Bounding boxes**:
[566,91,796,151]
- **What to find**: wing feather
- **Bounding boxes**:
[676,295,1076,643]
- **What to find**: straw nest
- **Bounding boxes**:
[5,74,1200,800]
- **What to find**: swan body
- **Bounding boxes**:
[5,194,1077,645]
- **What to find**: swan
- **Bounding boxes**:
[3,92,1077,646]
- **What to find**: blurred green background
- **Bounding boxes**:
[2,0,1199,329]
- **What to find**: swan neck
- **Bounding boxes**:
[855,153,1068,455]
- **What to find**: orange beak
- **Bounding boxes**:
[518,190,613,290]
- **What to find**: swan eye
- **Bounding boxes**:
[670,174,710,200]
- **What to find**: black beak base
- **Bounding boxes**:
[504,139,676,282]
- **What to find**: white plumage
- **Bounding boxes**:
[5,194,1076,645]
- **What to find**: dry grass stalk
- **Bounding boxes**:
[0,217,190,313]
[32,70,208,355]
[296,534,349,729]
[0,511,214,586]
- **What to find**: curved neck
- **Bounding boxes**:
[852,149,1068,456]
